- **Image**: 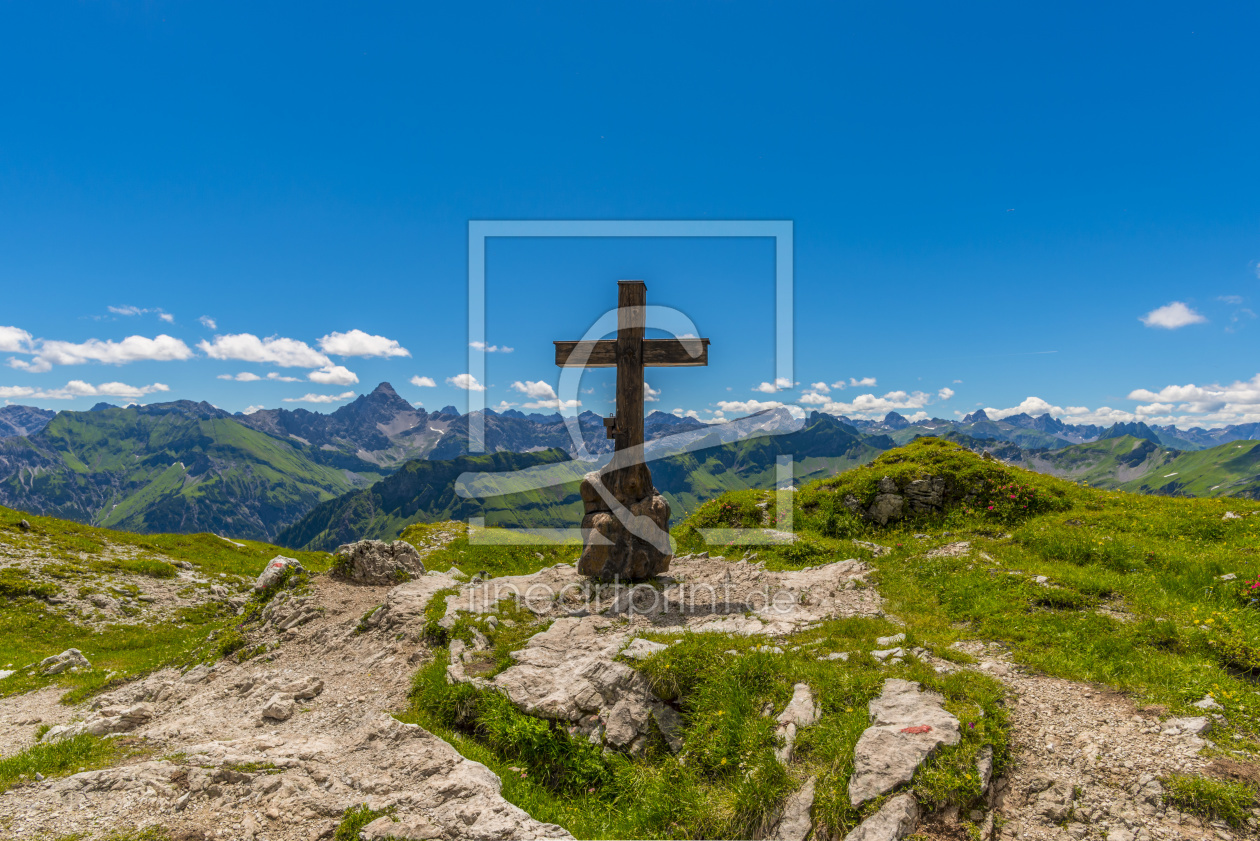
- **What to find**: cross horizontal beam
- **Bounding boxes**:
[554,338,710,368]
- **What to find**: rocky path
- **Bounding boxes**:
[945,642,1250,841]
[0,534,569,841]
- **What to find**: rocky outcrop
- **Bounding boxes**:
[848,679,960,807]
[843,474,954,525]
[38,648,90,675]
[332,539,426,584]
[577,464,672,580]
[467,616,683,755]
[42,703,154,743]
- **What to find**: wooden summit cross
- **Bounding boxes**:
[554,280,710,454]
[554,280,710,579]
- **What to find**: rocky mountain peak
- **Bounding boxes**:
[962,409,990,424]
[882,411,911,430]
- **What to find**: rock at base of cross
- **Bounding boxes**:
[576,465,672,580]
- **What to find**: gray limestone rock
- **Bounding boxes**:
[621,638,669,661]
[332,539,426,585]
[254,556,304,591]
[843,793,919,841]
[902,477,945,513]
[770,777,817,841]
[39,648,90,675]
[261,693,296,722]
[848,679,961,807]
[867,493,904,526]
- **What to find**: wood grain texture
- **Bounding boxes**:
[554,338,709,367]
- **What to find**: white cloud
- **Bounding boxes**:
[282,391,357,404]
[448,373,485,392]
[492,400,519,411]
[266,372,301,383]
[199,334,331,368]
[319,329,411,358]
[754,377,793,394]
[644,382,660,403]
[510,379,581,410]
[470,341,514,353]
[797,392,829,405]
[938,387,955,400]
[242,405,264,415]
[982,396,1065,420]
[217,372,262,382]
[1127,373,1260,417]
[850,377,877,387]
[0,380,170,401]
[1140,301,1207,329]
[829,381,846,390]
[308,365,359,386]
[672,408,701,420]
[819,390,932,418]
[717,398,787,415]
[109,305,173,323]
[511,380,558,399]
[198,316,217,330]
[953,379,963,384]
[524,398,581,410]
[11,334,194,373]
[410,375,437,388]
[1219,295,1244,305]
[809,382,830,394]
[0,327,33,353]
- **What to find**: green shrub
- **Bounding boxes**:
[214,628,247,658]
[1163,774,1255,827]
[334,803,395,841]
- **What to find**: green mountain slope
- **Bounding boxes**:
[962,433,1260,500]
[280,414,895,550]
[0,402,386,541]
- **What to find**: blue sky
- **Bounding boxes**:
[1,2,1258,428]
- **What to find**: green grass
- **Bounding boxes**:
[333,804,395,841]
[401,521,582,579]
[0,509,332,703]
[0,734,123,793]
[1163,773,1257,827]
[403,585,1008,839]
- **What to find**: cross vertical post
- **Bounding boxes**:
[613,280,646,454]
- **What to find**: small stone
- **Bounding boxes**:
[1191,695,1222,711]
[261,693,296,722]
[875,633,906,647]
[818,652,849,662]
[1223,511,1242,520]
[18,519,31,531]
[1218,573,1237,581]
[254,556,304,591]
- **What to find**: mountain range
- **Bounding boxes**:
[277,411,893,550]
[2,382,1260,544]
